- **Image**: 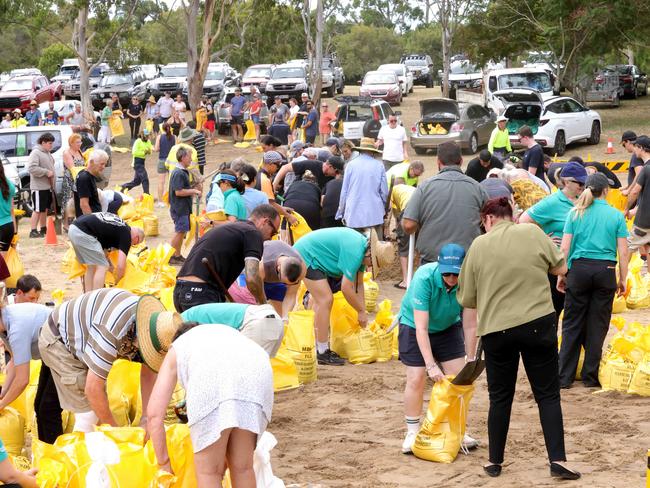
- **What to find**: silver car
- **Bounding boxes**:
[409,98,495,155]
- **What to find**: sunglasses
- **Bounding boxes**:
[389,119,397,123]
[441,273,459,278]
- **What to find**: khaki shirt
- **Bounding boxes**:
[457,220,565,337]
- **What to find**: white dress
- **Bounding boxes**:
[173,324,274,452]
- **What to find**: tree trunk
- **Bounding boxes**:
[74,5,94,122]
[312,0,323,105]
[186,0,219,117]
[440,0,450,98]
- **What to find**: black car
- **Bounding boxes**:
[90,69,148,110]
[606,64,648,98]
[400,54,434,88]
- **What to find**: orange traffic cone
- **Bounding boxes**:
[45,216,58,245]
[606,137,615,154]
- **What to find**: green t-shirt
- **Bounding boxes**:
[563,199,628,268]
[386,162,418,187]
[399,262,461,333]
[294,227,367,281]
[181,303,249,330]
[526,190,574,240]
[223,188,247,220]
[0,178,16,226]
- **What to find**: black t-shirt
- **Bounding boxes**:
[584,162,621,189]
[465,156,503,183]
[74,170,101,218]
[522,144,545,179]
[178,220,264,287]
[291,160,330,189]
[73,213,132,254]
[268,123,290,145]
[634,164,650,228]
[128,103,142,117]
[628,153,644,186]
[283,180,321,230]
[546,162,563,186]
[321,178,343,221]
[169,168,192,216]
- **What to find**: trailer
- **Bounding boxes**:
[586,70,621,107]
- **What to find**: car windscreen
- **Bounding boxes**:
[100,74,133,86]
[244,67,271,78]
[206,70,225,80]
[59,66,78,75]
[160,66,187,77]
[364,73,396,85]
[404,59,426,67]
[498,72,552,92]
[272,68,304,79]
[607,65,631,75]
[343,104,374,121]
[2,80,33,91]
[379,66,403,76]
[450,61,479,74]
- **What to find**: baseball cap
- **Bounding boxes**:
[263,151,283,165]
[289,140,305,155]
[559,161,587,184]
[621,130,637,143]
[585,173,610,193]
[301,92,308,98]
[634,135,650,151]
[326,137,341,149]
[317,149,331,162]
[438,243,466,275]
[480,178,513,199]
[327,155,344,171]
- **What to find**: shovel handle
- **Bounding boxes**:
[201,257,234,303]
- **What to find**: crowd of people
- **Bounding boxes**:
[0,90,647,486]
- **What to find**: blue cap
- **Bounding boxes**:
[438,243,466,274]
[559,161,587,184]
[143,128,150,136]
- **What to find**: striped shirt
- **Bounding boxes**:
[193,133,206,168]
[50,289,140,380]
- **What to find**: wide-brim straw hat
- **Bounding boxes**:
[136,295,183,372]
[355,137,382,154]
[369,229,395,278]
[148,95,156,103]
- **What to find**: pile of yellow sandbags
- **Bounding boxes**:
[118,192,159,237]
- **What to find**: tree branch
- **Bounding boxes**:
[89,0,140,71]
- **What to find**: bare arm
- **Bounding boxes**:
[401,217,419,235]
[0,362,29,410]
[625,182,642,214]
[85,371,117,426]
[0,457,37,488]
[340,272,367,327]
[617,237,629,296]
[79,197,92,215]
[147,349,177,474]
[244,258,266,304]
[622,166,643,193]
[139,364,156,427]
[63,150,75,171]
[272,164,293,191]
[402,140,409,159]
[175,188,201,197]
[115,250,128,285]
[462,308,478,360]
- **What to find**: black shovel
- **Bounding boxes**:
[452,340,485,386]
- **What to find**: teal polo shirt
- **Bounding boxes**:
[0,179,15,226]
[181,303,249,330]
[223,189,247,220]
[398,263,461,333]
[563,199,628,268]
[526,190,574,240]
[294,228,366,282]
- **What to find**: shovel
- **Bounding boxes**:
[452,340,485,386]
[51,188,62,235]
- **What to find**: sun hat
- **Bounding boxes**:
[178,127,199,143]
[369,229,395,279]
[585,172,611,193]
[12,109,21,114]
[355,137,381,154]
[135,295,183,372]
[148,95,156,103]
[559,161,587,184]
[496,115,508,123]
[621,130,637,143]
[438,243,466,275]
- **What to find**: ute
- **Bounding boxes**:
[0,75,62,114]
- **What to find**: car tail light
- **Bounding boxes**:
[595,76,603,84]
[411,125,416,134]
[450,123,463,132]
[622,75,633,82]
[539,119,550,126]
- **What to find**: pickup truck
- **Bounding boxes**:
[0,75,63,115]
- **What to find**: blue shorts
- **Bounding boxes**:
[171,212,190,233]
[264,282,287,301]
[398,321,465,367]
[251,114,260,124]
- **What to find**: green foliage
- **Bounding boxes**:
[403,25,442,70]
[333,24,404,81]
[38,42,75,77]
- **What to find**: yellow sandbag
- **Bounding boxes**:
[628,353,650,396]
[271,343,300,392]
[143,215,159,236]
[606,188,627,212]
[612,294,627,314]
[165,383,185,425]
[329,292,358,359]
[233,142,251,148]
[33,439,76,488]
[575,347,585,380]
[10,454,31,471]
[363,272,379,312]
[164,424,197,488]
[4,246,23,289]
[598,353,637,392]
[107,360,142,427]
[288,212,311,243]
[343,329,378,364]
[145,119,154,133]
[369,322,393,362]
[284,310,317,384]
[412,378,474,463]
[626,270,650,309]
[0,407,25,456]
[243,119,257,140]
[159,287,177,312]
[109,113,124,137]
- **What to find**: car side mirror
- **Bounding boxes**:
[394,110,402,115]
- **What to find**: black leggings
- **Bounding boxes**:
[122,159,150,194]
[129,116,141,139]
[0,222,14,251]
[33,363,63,444]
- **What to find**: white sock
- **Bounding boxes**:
[405,416,420,434]
[316,341,329,354]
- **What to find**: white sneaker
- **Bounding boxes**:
[155,202,166,208]
[401,431,417,454]
[461,433,479,450]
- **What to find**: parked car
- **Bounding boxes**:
[135,64,159,80]
[51,58,80,83]
[8,68,42,78]
[444,59,482,99]
[148,63,188,99]
[323,54,345,94]
[409,98,495,155]
[329,95,400,144]
[216,87,269,134]
[90,69,148,110]
[495,89,601,156]
[63,63,111,99]
[265,64,311,103]
[359,71,401,105]
[400,54,434,88]
[377,63,413,96]
[605,64,648,99]
[241,64,274,93]
[182,64,231,100]
[0,75,63,115]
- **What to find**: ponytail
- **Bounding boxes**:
[163,123,172,139]
[217,169,245,194]
[0,164,9,200]
[571,187,603,219]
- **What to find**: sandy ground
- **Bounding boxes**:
[15,86,650,487]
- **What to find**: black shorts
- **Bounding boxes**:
[304,267,342,293]
[395,212,409,257]
[0,222,14,251]
[173,280,225,313]
[398,321,465,367]
[231,115,243,126]
[31,189,52,213]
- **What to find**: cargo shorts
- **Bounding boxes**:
[628,225,650,252]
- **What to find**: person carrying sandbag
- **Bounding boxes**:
[457,197,580,480]
[398,243,479,455]
[293,227,394,365]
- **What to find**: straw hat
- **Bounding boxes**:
[136,295,183,372]
[369,229,395,278]
[355,137,382,154]
[148,95,156,103]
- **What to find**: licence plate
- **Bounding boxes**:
[279,94,289,99]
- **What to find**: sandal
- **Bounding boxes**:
[393,282,407,290]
